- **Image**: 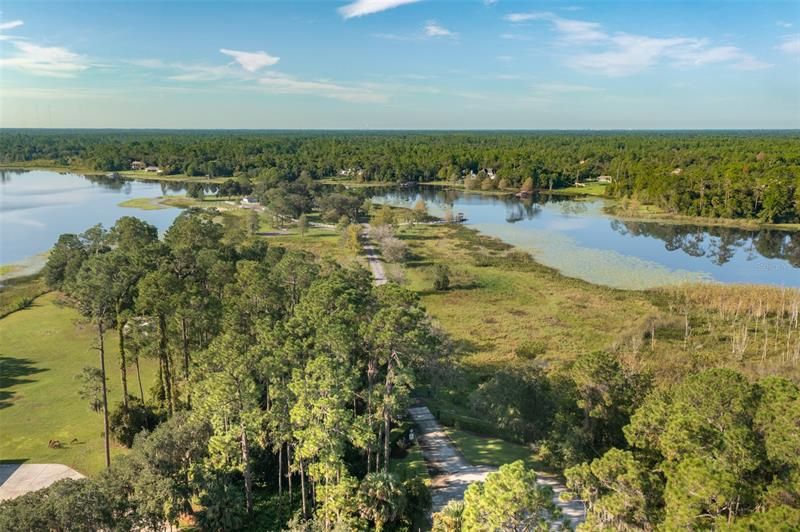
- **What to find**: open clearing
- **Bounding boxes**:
[0,292,157,475]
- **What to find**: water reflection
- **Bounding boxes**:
[1,170,186,265]
[369,185,800,287]
[611,220,800,267]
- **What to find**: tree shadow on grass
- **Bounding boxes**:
[0,356,47,409]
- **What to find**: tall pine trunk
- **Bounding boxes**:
[383,355,394,471]
[181,317,190,379]
[117,312,129,411]
[98,321,111,469]
[367,356,377,473]
[135,355,145,405]
[158,314,174,415]
[288,444,293,505]
[300,457,307,518]
[241,421,253,515]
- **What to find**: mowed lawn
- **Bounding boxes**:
[0,292,157,475]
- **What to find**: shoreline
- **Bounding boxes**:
[7,165,797,232]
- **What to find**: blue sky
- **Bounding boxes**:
[1,0,798,128]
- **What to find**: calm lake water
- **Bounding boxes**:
[1,170,185,266]
[371,187,800,289]
[2,172,798,289]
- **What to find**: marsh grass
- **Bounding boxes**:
[0,274,48,318]
[392,221,800,425]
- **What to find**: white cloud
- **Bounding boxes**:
[0,19,23,31]
[0,40,89,77]
[570,34,769,76]
[777,34,800,56]
[339,0,421,19]
[259,72,386,103]
[483,0,499,5]
[777,21,793,29]
[375,20,457,41]
[511,12,770,76]
[131,58,243,81]
[500,33,532,41]
[533,83,602,93]
[373,32,416,41]
[220,48,279,72]
[505,12,606,43]
[496,55,513,62]
[424,21,456,38]
[168,65,232,81]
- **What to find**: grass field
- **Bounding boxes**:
[0,274,49,318]
[394,223,658,371]
[605,199,800,232]
[386,221,800,408]
[389,442,429,481]
[0,292,158,475]
[117,197,170,210]
[547,182,609,197]
[443,428,543,470]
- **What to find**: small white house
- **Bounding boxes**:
[598,175,613,183]
[145,166,162,173]
[131,161,146,170]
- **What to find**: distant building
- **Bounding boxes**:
[338,168,364,178]
[130,161,146,170]
[241,196,260,205]
[145,166,162,173]
[598,175,613,183]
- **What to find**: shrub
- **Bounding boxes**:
[515,340,547,360]
[109,396,163,447]
[381,237,408,263]
[433,264,450,291]
[402,477,432,528]
[14,296,34,311]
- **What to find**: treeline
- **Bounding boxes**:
[3,130,800,221]
[566,368,800,530]
[431,349,800,530]
[432,360,800,530]
[0,211,441,530]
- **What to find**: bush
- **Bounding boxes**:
[109,396,163,447]
[14,296,34,311]
[381,237,408,263]
[433,264,450,291]
[402,477,432,528]
[515,340,547,360]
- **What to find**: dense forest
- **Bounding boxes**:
[2,129,800,222]
[0,212,441,530]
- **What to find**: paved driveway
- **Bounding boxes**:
[0,464,85,501]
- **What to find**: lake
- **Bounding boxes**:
[2,171,798,289]
[371,186,800,289]
[1,170,185,268]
